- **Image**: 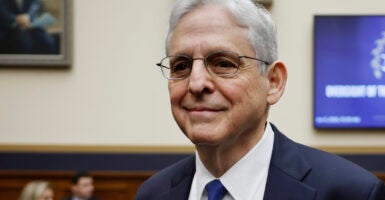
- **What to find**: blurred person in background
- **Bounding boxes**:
[62,171,98,200]
[19,180,54,200]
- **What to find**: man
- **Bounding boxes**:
[0,0,56,54]
[136,0,385,199]
[62,172,98,200]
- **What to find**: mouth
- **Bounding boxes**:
[183,105,226,114]
[181,104,227,121]
[187,107,221,112]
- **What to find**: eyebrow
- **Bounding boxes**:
[169,46,236,57]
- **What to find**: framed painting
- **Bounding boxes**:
[0,0,72,67]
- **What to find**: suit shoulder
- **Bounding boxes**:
[298,144,378,181]
[270,124,384,199]
[135,155,195,199]
[297,144,384,198]
[142,155,194,185]
[271,125,378,184]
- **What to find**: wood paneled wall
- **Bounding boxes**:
[0,171,152,200]
[1,171,384,200]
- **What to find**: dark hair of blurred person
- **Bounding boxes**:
[62,171,98,200]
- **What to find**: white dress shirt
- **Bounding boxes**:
[188,122,275,200]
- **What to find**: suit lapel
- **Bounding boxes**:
[264,124,317,200]
[158,156,196,200]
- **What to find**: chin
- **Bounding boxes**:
[186,131,224,146]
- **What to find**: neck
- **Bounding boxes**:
[196,122,266,177]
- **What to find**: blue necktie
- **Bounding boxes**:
[205,179,227,200]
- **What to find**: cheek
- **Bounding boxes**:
[168,82,189,132]
[222,76,268,107]
[168,82,188,128]
[218,77,254,101]
[169,82,187,106]
[245,78,265,101]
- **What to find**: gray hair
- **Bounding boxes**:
[166,0,278,74]
[19,180,52,200]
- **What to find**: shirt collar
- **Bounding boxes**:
[73,197,86,200]
[194,122,274,199]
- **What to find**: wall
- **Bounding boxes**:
[269,0,385,147]
[0,0,384,149]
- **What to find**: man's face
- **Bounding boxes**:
[72,177,94,199]
[168,4,272,148]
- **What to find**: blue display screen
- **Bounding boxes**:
[314,15,385,129]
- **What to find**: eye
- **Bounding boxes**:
[206,51,240,76]
[170,60,191,72]
[207,52,239,70]
[209,56,238,74]
[213,59,237,69]
[168,57,192,79]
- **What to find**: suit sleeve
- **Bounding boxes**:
[367,180,385,200]
[0,0,17,29]
[27,0,41,19]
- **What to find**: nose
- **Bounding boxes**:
[188,59,215,95]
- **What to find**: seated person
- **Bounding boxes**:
[62,171,98,200]
[0,0,57,54]
[19,180,54,200]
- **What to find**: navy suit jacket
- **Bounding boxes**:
[0,0,40,29]
[135,124,385,200]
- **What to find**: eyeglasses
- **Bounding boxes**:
[156,50,270,80]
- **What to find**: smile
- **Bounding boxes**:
[183,106,226,119]
[187,107,222,112]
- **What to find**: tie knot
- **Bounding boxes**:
[205,179,227,200]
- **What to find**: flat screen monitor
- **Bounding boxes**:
[314,15,385,129]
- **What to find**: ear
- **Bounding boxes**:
[266,61,287,105]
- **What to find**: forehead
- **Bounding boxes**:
[169,4,252,55]
[78,177,92,184]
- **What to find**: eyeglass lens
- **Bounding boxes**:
[161,51,241,79]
